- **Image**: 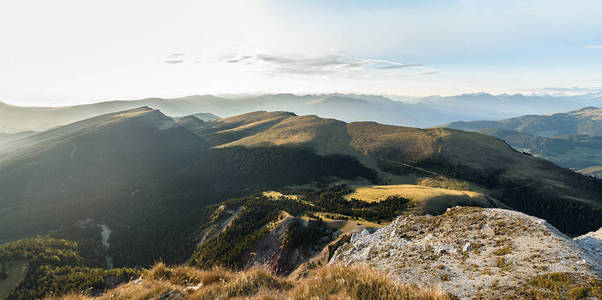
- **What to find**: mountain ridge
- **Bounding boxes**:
[443,107,602,177]
[2,93,602,133]
[445,107,602,137]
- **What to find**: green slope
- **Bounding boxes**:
[446,106,602,137]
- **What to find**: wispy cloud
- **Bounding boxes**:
[164,60,184,64]
[585,45,602,49]
[220,53,438,77]
[164,53,186,64]
[225,55,252,63]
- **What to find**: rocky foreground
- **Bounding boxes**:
[330,207,602,299]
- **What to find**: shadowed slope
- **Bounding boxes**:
[0,108,377,266]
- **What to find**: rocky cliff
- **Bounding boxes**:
[330,207,602,299]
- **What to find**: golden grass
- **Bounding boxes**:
[216,117,288,135]
[344,184,485,204]
[288,264,452,300]
[217,115,349,152]
[50,263,454,300]
[344,184,495,216]
[262,191,299,201]
[305,212,386,229]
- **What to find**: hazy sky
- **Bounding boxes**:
[1,0,601,106]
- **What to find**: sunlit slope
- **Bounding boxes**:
[344,184,492,215]
[193,112,602,235]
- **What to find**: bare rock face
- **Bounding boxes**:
[244,216,306,275]
[330,207,601,299]
[575,227,602,263]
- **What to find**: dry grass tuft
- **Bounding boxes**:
[519,272,602,300]
[290,264,454,300]
[148,262,205,286]
[51,263,454,300]
[195,267,291,299]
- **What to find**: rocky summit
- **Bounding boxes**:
[330,207,602,299]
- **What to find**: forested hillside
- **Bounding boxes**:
[0,108,377,268]
[0,237,140,299]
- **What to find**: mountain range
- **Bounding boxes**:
[1,107,601,299]
[445,107,602,177]
[2,93,602,133]
[2,108,601,243]
[445,107,602,137]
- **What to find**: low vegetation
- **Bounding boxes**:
[0,236,140,299]
[283,218,333,250]
[343,184,491,215]
[519,272,602,300]
[51,263,455,300]
[292,184,414,222]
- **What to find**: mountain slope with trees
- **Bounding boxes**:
[1,108,601,299]
[0,107,600,271]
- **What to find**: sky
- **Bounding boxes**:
[0,0,601,106]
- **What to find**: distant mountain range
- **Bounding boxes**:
[2,93,601,132]
[444,107,602,177]
[445,107,602,137]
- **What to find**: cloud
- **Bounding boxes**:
[415,71,439,76]
[585,45,602,49]
[378,64,424,69]
[221,53,438,78]
[163,53,186,64]
[225,55,252,63]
